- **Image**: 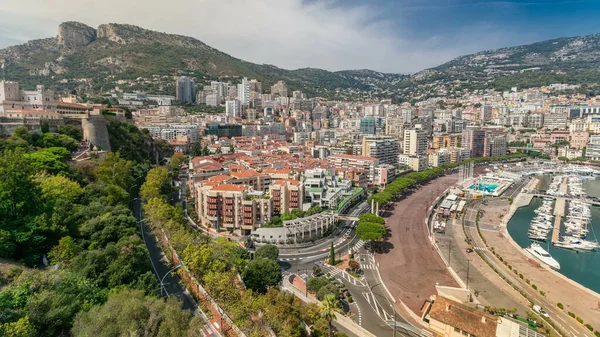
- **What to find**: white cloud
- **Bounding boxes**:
[0,0,497,73]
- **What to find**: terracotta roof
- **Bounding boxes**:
[212,184,248,192]
[328,154,377,162]
[429,297,497,337]
[263,168,292,175]
[230,169,262,179]
[208,175,232,183]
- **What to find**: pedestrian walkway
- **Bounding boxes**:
[279,257,305,262]
[323,264,367,287]
[352,239,366,252]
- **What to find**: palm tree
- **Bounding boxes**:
[320,294,342,337]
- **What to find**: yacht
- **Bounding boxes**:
[525,243,561,270]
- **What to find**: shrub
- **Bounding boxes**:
[540,291,545,296]
[557,303,563,310]
[526,279,531,284]
[594,331,600,337]
[347,296,353,303]
[568,312,575,318]
[513,269,518,275]
[508,265,513,270]
[532,284,537,290]
[584,324,593,331]
[576,317,583,324]
[519,274,524,279]
[499,257,504,262]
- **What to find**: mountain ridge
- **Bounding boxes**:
[1,21,600,101]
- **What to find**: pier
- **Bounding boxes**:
[551,178,568,244]
[552,198,565,244]
[530,194,600,206]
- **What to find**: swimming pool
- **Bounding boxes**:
[469,182,499,193]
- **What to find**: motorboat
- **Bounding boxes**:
[525,243,561,270]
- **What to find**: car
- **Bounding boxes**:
[466,248,474,253]
[533,305,550,318]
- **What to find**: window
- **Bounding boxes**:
[454,328,460,333]
[461,331,468,336]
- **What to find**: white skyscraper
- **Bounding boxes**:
[226,99,241,117]
[237,77,250,104]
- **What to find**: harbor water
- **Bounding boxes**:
[507,176,600,294]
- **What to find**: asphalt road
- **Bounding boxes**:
[134,198,198,311]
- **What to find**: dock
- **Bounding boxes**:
[551,178,568,244]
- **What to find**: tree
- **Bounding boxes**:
[201,146,210,156]
[71,289,202,337]
[320,294,342,337]
[242,259,282,293]
[306,277,329,294]
[356,221,386,248]
[255,244,279,261]
[95,152,133,190]
[35,174,84,203]
[0,316,36,337]
[26,149,70,175]
[190,142,202,156]
[140,167,171,201]
[169,153,185,178]
[48,236,79,266]
[0,149,39,220]
[358,214,385,224]
[57,125,83,141]
[329,242,335,265]
[37,133,79,152]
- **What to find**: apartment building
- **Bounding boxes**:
[196,183,270,235]
[327,154,379,181]
[398,154,428,172]
[403,128,427,156]
[484,132,507,157]
[361,135,400,167]
[586,135,600,160]
[374,164,396,188]
[432,134,461,149]
[462,127,486,158]
[428,150,451,167]
[269,179,304,215]
[570,131,589,150]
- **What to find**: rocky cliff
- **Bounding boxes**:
[57,21,97,48]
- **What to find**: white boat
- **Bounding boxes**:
[525,243,561,270]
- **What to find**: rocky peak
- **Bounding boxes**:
[96,23,127,44]
[57,21,97,48]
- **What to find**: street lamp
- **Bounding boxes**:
[160,264,183,297]
[371,283,397,337]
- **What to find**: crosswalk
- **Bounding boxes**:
[279,257,305,261]
[473,246,487,252]
[352,239,366,253]
[322,265,367,287]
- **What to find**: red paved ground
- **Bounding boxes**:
[376,174,460,314]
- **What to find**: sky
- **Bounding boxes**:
[1,0,600,73]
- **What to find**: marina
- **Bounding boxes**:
[507,174,600,294]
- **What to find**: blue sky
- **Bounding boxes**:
[1,0,600,73]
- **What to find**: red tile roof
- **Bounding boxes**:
[429,297,497,337]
